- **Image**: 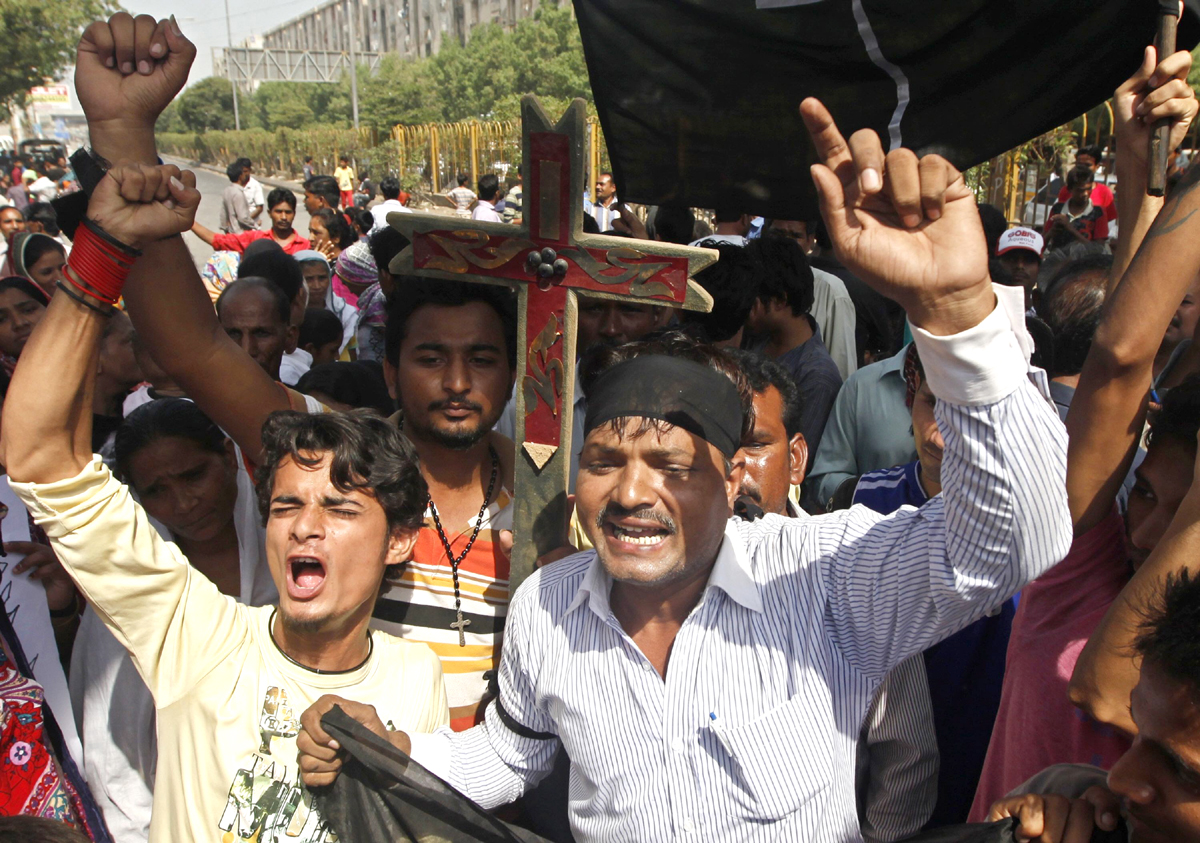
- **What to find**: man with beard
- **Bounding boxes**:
[377,277,518,732]
[295,98,1074,840]
[728,348,938,843]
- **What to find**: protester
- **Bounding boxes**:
[332,239,377,307]
[447,172,476,217]
[302,155,315,182]
[71,397,276,843]
[471,174,503,222]
[191,187,310,255]
[503,166,522,224]
[0,141,450,843]
[370,176,411,231]
[996,227,1044,309]
[296,250,357,354]
[744,231,843,468]
[588,171,619,231]
[309,207,355,266]
[679,240,757,348]
[294,93,1074,841]
[218,161,255,234]
[688,207,750,246]
[303,174,340,213]
[1056,144,1118,224]
[354,168,376,209]
[0,276,49,382]
[233,157,264,224]
[5,232,66,299]
[333,154,356,209]
[970,44,1200,817]
[298,308,344,366]
[357,225,407,363]
[1155,274,1200,379]
[215,278,294,382]
[1045,165,1110,251]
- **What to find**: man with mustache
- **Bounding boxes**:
[296,98,1075,840]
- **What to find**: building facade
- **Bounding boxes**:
[262,0,562,60]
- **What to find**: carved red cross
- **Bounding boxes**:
[387,96,715,587]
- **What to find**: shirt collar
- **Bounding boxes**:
[880,343,911,377]
[566,519,764,620]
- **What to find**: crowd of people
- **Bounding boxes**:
[3,11,1200,843]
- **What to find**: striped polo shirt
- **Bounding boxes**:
[371,489,513,732]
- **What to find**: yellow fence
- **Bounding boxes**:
[158,116,611,197]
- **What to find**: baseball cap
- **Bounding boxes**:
[997,227,1044,257]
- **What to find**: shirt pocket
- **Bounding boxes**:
[711,693,833,821]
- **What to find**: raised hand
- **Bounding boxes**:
[87,164,201,251]
[1114,45,1197,177]
[76,13,195,164]
[800,98,993,336]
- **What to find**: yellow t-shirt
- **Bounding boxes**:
[13,459,449,843]
[334,166,356,192]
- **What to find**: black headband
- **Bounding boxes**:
[583,355,743,458]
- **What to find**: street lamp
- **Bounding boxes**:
[223,0,241,130]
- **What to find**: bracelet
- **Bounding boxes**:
[66,219,141,305]
[56,281,114,317]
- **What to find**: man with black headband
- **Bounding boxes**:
[298,99,1072,840]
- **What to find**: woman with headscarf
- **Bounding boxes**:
[295,249,357,355]
[4,232,66,299]
[331,238,378,308]
[0,276,50,382]
[307,207,355,264]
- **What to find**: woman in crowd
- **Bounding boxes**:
[0,276,49,381]
[4,232,66,299]
[70,397,276,843]
[308,207,355,266]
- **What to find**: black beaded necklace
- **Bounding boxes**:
[428,444,499,646]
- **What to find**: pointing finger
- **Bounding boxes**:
[800,98,855,187]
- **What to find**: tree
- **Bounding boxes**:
[252,82,319,130]
[176,76,245,132]
[0,0,111,119]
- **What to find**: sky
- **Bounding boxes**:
[133,0,317,82]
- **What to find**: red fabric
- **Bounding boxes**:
[1056,182,1117,222]
[210,229,312,255]
[969,509,1132,819]
[340,190,354,209]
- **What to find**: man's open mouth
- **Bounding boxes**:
[604,521,672,548]
[287,556,327,597]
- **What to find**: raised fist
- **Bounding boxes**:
[76,13,196,132]
[87,164,201,251]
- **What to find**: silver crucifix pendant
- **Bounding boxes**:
[450,611,471,647]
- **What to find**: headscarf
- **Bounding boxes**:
[334,240,378,291]
[297,249,357,351]
[4,231,62,282]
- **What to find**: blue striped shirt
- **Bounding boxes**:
[411,294,1072,841]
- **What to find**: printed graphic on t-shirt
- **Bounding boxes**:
[217,685,334,843]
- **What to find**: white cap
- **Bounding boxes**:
[997,227,1043,257]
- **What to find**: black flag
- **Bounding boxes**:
[573,0,1200,219]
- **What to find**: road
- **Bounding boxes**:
[163,157,313,271]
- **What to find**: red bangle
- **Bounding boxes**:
[65,220,141,305]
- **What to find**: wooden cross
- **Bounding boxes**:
[387,96,716,590]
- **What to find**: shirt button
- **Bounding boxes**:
[682,817,695,834]
[671,737,685,754]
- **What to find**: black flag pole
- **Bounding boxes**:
[1150,0,1180,195]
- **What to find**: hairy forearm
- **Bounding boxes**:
[1070,488,1200,733]
[0,294,103,483]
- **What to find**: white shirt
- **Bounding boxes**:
[28,175,57,203]
[279,347,312,386]
[371,198,411,231]
[471,199,503,223]
[410,287,1072,842]
[243,177,265,220]
[689,233,747,247]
